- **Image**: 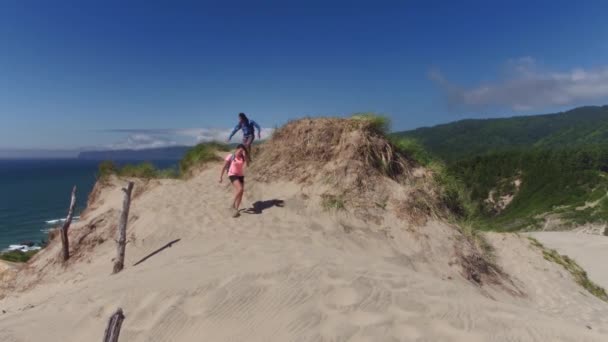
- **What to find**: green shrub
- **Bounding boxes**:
[351,113,391,134]
[179,142,228,174]
[0,249,39,263]
[98,160,118,179]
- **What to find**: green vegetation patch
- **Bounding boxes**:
[351,113,391,135]
[321,194,346,211]
[0,249,39,263]
[528,237,608,302]
[98,161,179,180]
[97,142,231,180]
[180,142,230,175]
[390,136,433,166]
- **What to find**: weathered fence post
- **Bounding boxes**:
[113,182,134,274]
[60,186,77,262]
[102,308,125,342]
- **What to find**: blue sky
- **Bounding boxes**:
[2,0,608,153]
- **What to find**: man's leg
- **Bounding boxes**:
[243,135,254,161]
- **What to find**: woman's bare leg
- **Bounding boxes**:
[235,183,244,210]
[231,179,244,215]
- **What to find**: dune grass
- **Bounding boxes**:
[97,142,231,180]
[321,193,346,211]
[98,161,179,180]
[179,142,230,175]
[528,237,608,301]
[0,249,39,263]
[390,136,433,166]
[351,113,391,135]
[389,136,475,220]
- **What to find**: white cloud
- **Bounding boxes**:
[108,133,178,150]
[104,127,275,150]
[174,128,235,143]
[176,128,276,143]
[431,57,608,111]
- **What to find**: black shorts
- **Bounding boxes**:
[229,175,245,185]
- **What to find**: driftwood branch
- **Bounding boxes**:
[113,182,134,274]
[60,186,77,262]
[102,308,125,342]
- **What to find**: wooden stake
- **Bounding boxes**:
[60,186,77,262]
[113,182,134,274]
[102,308,125,342]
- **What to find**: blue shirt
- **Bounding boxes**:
[228,120,261,140]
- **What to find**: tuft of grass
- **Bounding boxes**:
[397,189,435,225]
[98,160,118,179]
[389,136,475,221]
[97,142,230,180]
[321,194,346,211]
[429,161,477,220]
[0,249,39,263]
[180,142,230,175]
[390,136,433,166]
[155,167,180,179]
[351,113,391,135]
[375,197,389,210]
[528,237,608,301]
[460,223,496,262]
[119,162,160,178]
[97,161,179,180]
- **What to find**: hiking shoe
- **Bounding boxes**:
[232,208,240,218]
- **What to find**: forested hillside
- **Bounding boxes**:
[396,106,608,232]
[449,146,608,231]
[396,106,608,161]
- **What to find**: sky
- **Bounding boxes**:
[2,0,608,155]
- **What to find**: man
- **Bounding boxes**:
[227,113,261,159]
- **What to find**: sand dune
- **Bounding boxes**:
[531,231,608,290]
[0,164,607,341]
[2,119,608,341]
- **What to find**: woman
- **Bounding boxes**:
[219,144,248,217]
[227,113,261,159]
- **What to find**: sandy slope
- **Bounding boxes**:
[531,232,608,290]
[1,165,608,341]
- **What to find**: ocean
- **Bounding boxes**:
[0,159,177,251]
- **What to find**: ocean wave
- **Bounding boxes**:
[45,216,80,225]
[5,244,42,252]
